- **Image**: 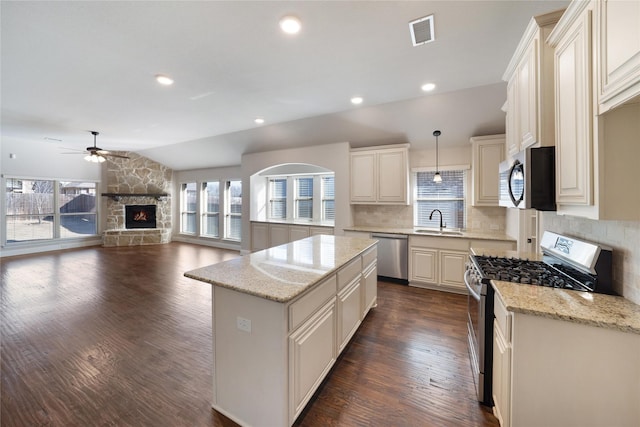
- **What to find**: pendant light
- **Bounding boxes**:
[433,130,442,183]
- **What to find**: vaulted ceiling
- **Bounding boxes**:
[1,1,568,170]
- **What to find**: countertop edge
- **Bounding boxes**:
[492,281,640,335]
[184,237,377,304]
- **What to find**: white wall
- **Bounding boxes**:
[241,142,351,252]
[1,137,102,181]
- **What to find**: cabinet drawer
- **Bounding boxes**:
[289,275,337,331]
[494,292,512,344]
[362,246,377,270]
[337,257,362,290]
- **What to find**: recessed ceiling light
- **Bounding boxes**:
[421,83,436,92]
[351,97,363,105]
[155,74,174,86]
[280,16,301,34]
[255,117,265,124]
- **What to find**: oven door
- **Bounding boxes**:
[464,268,485,402]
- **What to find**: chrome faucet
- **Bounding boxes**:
[429,209,445,231]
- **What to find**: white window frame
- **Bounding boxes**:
[201,181,220,238]
[265,173,334,224]
[180,182,197,234]
[224,180,242,241]
[413,167,468,230]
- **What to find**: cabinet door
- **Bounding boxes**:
[289,225,310,242]
[598,0,640,112]
[337,278,362,353]
[555,10,593,205]
[518,39,539,149]
[471,137,505,206]
[350,152,377,203]
[506,78,520,156]
[269,224,290,247]
[377,149,408,204]
[493,319,512,427]
[251,222,270,251]
[410,248,438,284]
[439,250,467,291]
[289,299,336,422]
[361,262,377,318]
[309,226,333,236]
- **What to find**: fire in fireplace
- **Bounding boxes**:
[125,205,157,229]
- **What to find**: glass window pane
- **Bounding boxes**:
[269,178,287,219]
[203,181,220,213]
[5,179,55,242]
[202,213,219,237]
[60,214,97,238]
[296,200,313,219]
[322,176,335,221]
[225,180,242,240]
[182,212,196,233]
[323,200,335,221]
[414,171,466,229]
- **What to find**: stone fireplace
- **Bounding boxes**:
[101,152,172,247]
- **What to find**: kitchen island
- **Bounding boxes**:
[185,235,378,427]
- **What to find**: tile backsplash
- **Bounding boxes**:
[542,212,640,304]
[352,204,506,233]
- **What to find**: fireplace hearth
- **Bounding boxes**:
[125,205,157,229]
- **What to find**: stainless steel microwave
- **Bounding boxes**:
[499,146,556,211]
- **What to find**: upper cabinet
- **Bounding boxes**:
[548,0,640,221]
[470,134,505,207]
[597,0,640,113]
[503,10,564,157]
[350,144,409,205]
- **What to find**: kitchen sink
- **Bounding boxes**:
[414,229,464,236]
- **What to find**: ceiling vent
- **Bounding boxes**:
[409,14,435,47]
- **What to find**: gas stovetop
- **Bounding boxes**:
[472,255,596,292]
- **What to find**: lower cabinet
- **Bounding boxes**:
[361,257,377,317]
[493,291,640,427]
[409,236,516,293]
[251,221,334,251]
[337,278,362,353]
[289,298,337,421]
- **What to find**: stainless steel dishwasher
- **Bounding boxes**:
[371,233,408,282]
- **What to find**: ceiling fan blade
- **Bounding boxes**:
[104,153,130,159]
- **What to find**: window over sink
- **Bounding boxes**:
[414,170,466,229]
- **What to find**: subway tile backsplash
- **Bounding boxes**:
[542,212,640,305]
[352,205,506,233]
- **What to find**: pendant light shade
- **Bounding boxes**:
[433,130,442,183]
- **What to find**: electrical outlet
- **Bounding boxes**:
[236,316,251,333]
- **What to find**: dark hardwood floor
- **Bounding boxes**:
[1,243,499,427]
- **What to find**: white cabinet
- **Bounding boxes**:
[470,134,506,206]
[410,236,516,294]
[289,225,310,242]
[350,144,409,205]
[503,10,563,156]
[548,1,640,220]
[552,5,594,206]
[598,0,640,113]
[360,246,378,317]
[493,290,640,427]
[408,236,470,294]
[251,222,270,251]
[337,278,362,353]
[410,247,438,284]
[251,222,334,251]
[439,250,467,291]
[289,298,337,421]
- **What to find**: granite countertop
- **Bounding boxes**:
[493,281,640,335]
[184,235,376,303]
[344,225,516,242]
[470,247,640,335]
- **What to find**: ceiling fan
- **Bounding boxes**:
[77,131,130,163]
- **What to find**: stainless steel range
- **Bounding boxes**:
[464,231,613,406]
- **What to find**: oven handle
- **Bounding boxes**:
[464,269,481,302]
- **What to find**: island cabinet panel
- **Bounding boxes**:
[185,236,378,427]
[289,275,337,331]
[361,246,378,317]
[337,277,362,353]
[289,298,337,422]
